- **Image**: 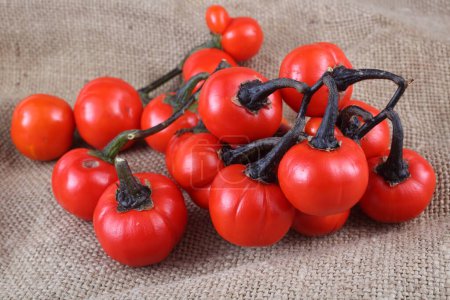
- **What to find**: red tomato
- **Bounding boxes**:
[166,133,224,209]
[52,148,117,221]
[359,149,436,223]
[74,77,143,150]
[279,42,353,117]
[305,117,343,137]
[11,94,75,161]
[205,5,231,34]
[171,133,223,188]
[198,67,282,144]
[278,137,369,216]
[209,164,295,246]
[185,186,211,210]
[165,132,194,175]
[221,17,264,62]
[182,48,237,92]
[292,210,350,237]
[141,93,198,153]
[341,99,390,158]
[94,173,187,267]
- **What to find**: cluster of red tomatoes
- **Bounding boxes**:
[10,5,436,267]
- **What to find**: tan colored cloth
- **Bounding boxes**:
[1,0,449,298]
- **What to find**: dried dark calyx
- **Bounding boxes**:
[116,182,153,212]
[237,80,270,112]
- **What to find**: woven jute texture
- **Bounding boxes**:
[1,0,449,299]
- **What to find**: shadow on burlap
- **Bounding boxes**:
[0,0,449,298]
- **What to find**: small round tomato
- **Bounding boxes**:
[182,48,237,92]
[74,77,143,150]
[221,17,263,62]
[292,210,350,237]
[359,149,436,223]
[52,148,117,221]
[341,99,390,158]
[172,133,223,188]
[305,117,343,137]
[94,172,187,267]
[198,67,282,144]
[209,164,295,246]
[279,42,353,117]
[167,133,223,209]
[205,5,231,34]
[166,132,194,175]
[141,93,198,153]
[278,137,369,216]
[11,94,75,161]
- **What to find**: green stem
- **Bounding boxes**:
[138,67,182,103]
[89,72,209,163]
[138,34,222,102]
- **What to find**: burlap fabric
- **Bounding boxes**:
[1,0,449,298]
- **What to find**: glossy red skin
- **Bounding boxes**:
[278,137,369,216]
[359,149,436,223]
[11,94,75,161]
[74,77,143,150]
[341,99,390,158]
[166,133,210,209]
[221,17,263,62]
[94,173,187,267]
[292,209,350,237]
[279,42,353,117]
[205,5,231,34]
[182,48,238,93]
[305,117,343,137]
[141,94,198,153]
[198,67,282,144]
[172,133,223,188]
[165,132,194,175]
[185,185,211,210]
[52,148,117,221]
[167,133,224,209]
[209,164,295,246]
